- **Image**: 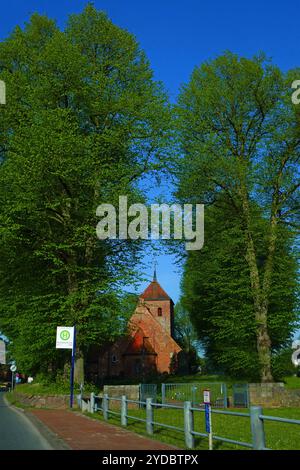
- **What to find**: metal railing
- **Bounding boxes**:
[259,411,300,450]
[81,392,300,450]
[161,382,228,408]
[190,406,253,449]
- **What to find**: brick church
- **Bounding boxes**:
[92,271,181,380]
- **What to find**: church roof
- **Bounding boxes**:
[140,280,171,301]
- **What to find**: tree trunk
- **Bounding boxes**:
[74,348,85,385]
[258,212,278,382]
[66,252,85,384]
[256,305,273,382]
[245,234,273,382]
[241,187,274,382]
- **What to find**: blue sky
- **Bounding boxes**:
[1,0,299,302]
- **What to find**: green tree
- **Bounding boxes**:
[0,5,172,381]
[181,202,298,380]
[174,301,200,352]
[174,302,201,374]
[176,53,299,381]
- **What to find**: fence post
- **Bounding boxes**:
[246,384,250,408]
[90,392,95,413]
[184,401,195,449]
[192,386,196,406]
[161,383,166,404]
[121,395,128,426]
[146,398,154,435]
[103,393,109,420]
[250,406,266,450]
[223,384,228,408]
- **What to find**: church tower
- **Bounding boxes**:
[139,268,175,337]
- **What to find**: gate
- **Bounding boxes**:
[139,383,157,404]
[161,382,228,408]
[233,383,249,408]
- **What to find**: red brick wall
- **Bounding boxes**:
[95,298,181,378]
[143,299,174,337]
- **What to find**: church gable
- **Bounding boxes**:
[130,304,181,356]
[93,273,182,378]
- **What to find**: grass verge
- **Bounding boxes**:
[84,405,300,450]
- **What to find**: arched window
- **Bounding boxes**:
[158,307,162,316]
[111,355,118,363]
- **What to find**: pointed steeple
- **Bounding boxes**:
[153,260,157,282]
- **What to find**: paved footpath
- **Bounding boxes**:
[30,409,177,450]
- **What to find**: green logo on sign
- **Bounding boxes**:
[60,330,70,341]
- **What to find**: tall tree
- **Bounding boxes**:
[174,301,200,353]
[181,201,299,380]
[0,5,172,381]
[176,53,299,381]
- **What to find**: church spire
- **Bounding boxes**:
[153,260,157,282]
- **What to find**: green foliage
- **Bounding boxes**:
[272,349,300,381]
[175,52,299,381]
[181,202,299,380]
[174,301,202,374]
[0,5,172,377]
[174,301,200,352]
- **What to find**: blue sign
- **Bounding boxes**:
[205,403,210,433]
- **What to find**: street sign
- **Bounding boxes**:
[10,364,17,372]
[0,340,6,364]
[203,389,213,450]
[56,326,76,409]
[203,389,211,404]
[205,404,210,432]
[291,340,300,367]
[56,327,74,349]
[292,349,300,366]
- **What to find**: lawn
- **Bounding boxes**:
[86,404,300,450]
[6,382,300,450]
[282,375,300,389]
[11,382,72,395]
[9,381,96,396]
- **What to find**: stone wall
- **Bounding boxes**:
[103,384,140,409]
[103,384,140,400]
[13,392,72,409]
[249,383,300,407]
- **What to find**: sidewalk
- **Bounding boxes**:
[30,409,178,450]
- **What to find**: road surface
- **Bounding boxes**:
[0,393,52,450]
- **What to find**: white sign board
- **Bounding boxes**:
[203,389,211,404]
[0,340,6,364]
[0,81,6,105]
[10,364,17,372]
[56,327,74,350]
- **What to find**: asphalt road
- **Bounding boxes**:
[0,393,52,450]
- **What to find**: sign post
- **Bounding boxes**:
[291,340,300,367]
[10,364,17,391]
[56,326,76,408]
[203,389,213,450]
[70,327,76,409]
